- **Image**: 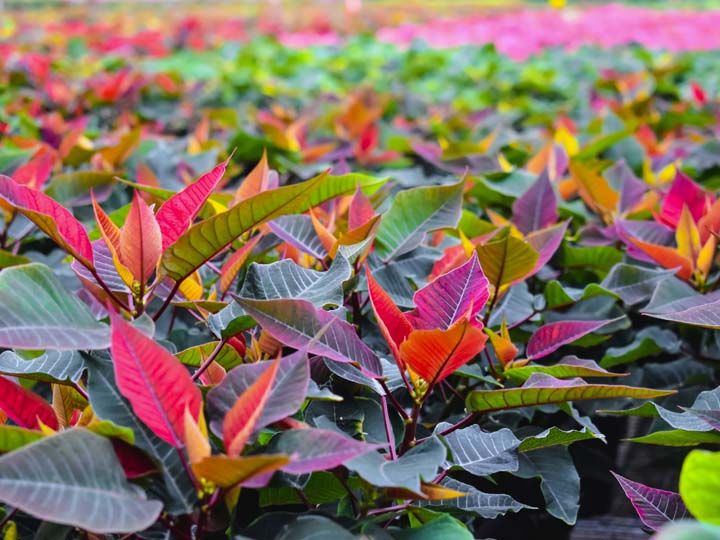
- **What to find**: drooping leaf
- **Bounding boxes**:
[679,450,720,525]
[206,352,308,438]
[266,428,379,474]
[408,252,489,330]
[512,171,558,235]
[466,374,674,413]
[611,472,688,530]
[155,157,229,249]
[526,319,619,360]
[400,318,487,386]
[237,297,382,376]
[0,175,93,267]
[223,356,280,457]
[0,263,110,350]
[0,375,58,430]
[515,446,580,525]
[110,311,202,448]
[439,423,520,475]
[345,436,446,494]
[0,429,162,533]
[375,181,464,260]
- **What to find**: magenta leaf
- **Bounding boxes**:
[526,220,569,276]
[155,157,230,249]
[236,297,382,376]
[526,318,620,360]
[658,171,710,228]
[512,171,558,235]
[407,252,489,330]
[267,428,380,474]
[611,472,688,530]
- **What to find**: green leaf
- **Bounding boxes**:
[375,182,464,260]
[600,327,680,368]
[557,244,623,277]
[652,521,720,540]
[476,228,539,289]
[175,342,242,370]
[626,430,720,447]
[515,447,579,525]
[518,427,596,452]
[0,425,44,453]
[0,263,110,350]
[466,374,674,413]
[0,250,30,270]
[274,516,357,540]
[0,429,162,533]
[160,172,384,282]
[680,450,720,525]
[505,357,625,383]
[390,515,473,540]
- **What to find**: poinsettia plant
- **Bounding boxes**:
[1,8,720,540]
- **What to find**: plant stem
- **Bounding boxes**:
[378,380,409,421]
[191,339,226,382]
[176,447,200,493]
[89,267,131,312]
[153,279,183,321]
[72,381,89,401]
[380,394,397,460]
[367,502,410,516]
[484,348,498,379]
[0,507,17,529]
[334,470,360,517]
[414,413,478,446]
[399,402,421,455]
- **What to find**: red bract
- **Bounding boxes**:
[657,172,713,229]
[110,311,202,448]
[368,252,489,385]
